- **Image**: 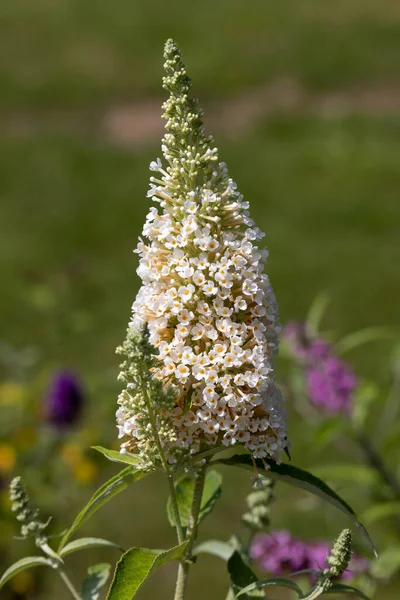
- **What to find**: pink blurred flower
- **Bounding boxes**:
[250,531,367,580]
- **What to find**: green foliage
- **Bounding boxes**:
[105,543,188,599]
[0,556,55,590]
[352,382,380,430]
[305,292,330,336]
[81,563,112,600]
[311,464,379,486]
[336,328,397,355]
[92,446,146,469]
[236,578,303,598]
[227,551,263,598]
[58,467,148,552]
[324,583,371,599]
[193,540,234,561]
[214,454,375,554]
[363,502,400,525]
[167,470,222,528]
[59,537,123,558]
[370,547,400,579]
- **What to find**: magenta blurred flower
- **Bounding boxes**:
[283,321,331,362]
[250,530,309,574]
[306,357,357,414]
[250,531,367,580]
[283,322,357,415]
[45,370,84,428]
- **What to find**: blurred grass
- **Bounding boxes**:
[1,0,400,598]
[1,0,400,109]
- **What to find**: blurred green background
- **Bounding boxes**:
[1,0,399,598]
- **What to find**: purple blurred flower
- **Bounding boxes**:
[250,531,367,580]
[283,321,357,415]
[45,370,84,428]
[250,530,309,574]
[306,357,357,414]
[284,322,331,362]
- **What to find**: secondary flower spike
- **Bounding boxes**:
[116,39,287,463]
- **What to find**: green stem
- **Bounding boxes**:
[167,473,185,544]
[59,569,82,600]
[142,379,184,544]
[356,431,400,499]
[173,464,207,600]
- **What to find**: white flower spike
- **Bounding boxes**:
[116,39,288,465]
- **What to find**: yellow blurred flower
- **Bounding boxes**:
[0,382,25,406]
[13,427,37,450]
[73,458,98,485]
[10,571,34,594]
[0,444,16,474]
[60,443,83,468]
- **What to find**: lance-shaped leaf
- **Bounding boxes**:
[370,546,400,579]
[227,551,263,598]
[237,577,303,598]
[105,542,187,599]
[60,537,123,558]
[0,557,55,590]
[306,291,330,335]
[58,467,149,552]
[81,563,111,600]
[324,583,370,599]
[167,469,222,527]
[92,446,145,469]
[363,502,400,525]
[214,454,376,555]
[336,327,396,355]
[311,464,379,486]
[194,540,234,561]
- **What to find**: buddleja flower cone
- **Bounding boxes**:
[116,39,287,465]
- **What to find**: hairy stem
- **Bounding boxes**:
[301,585,326,600]
[173,464,207,600]
[59,569,82,600]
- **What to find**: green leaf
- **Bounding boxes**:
[363,502,400,525]
[237,577,303,598]
[325,583,371,599]
[58,467,148,552]
[335,327,396,355]
[352,382,380,429]
[81,563,111,600]
[370,546,400,579]
[214,454,376,555]
[92,446,145,468]
[306,291,330,335]
[167,469,222,527]
[313,419,347,452]
[193,540,234,561]
[311,464,379,486]
[60,537,123,558]
[0,557,55,590]
[227,551,263,598]
[105,542,187,599]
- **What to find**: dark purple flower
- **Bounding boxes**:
[250,531,367,580]
[45,370,84,428]
[306,357,357,415]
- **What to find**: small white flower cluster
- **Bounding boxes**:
[117,39,287,463]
